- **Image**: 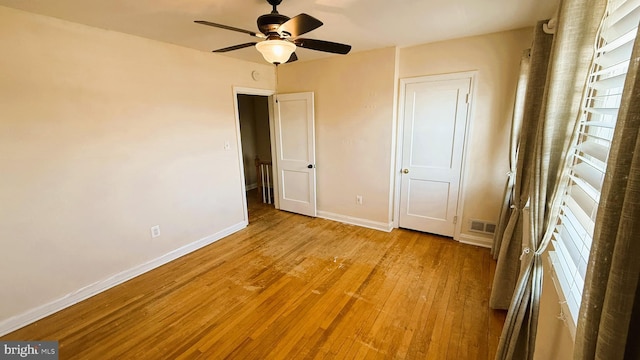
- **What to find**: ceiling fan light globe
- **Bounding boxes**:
[256,40,296,64]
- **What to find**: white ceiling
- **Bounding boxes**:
[0,0,559,64]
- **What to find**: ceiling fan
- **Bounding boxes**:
[195,0,352,65]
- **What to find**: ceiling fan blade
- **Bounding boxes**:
[294,38,351,54]
[286,52,298,63]
[195,21,264,38]
[212,42,257,52]
[278,14,323,37]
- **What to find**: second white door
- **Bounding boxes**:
[273,92,317,217]
[399,75,472,237]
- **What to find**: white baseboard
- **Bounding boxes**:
[317,211,393,232]
[456,233,493,248]
[0,221,247,337]
[246,183,258,191]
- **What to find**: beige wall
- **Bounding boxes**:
[278,29,533,238]
[278,47,398,225]
[0,6,274,324]
[399,28,533,242]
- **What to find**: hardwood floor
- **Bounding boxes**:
[2,191,506,359]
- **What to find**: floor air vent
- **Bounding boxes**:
[469,219,497,235]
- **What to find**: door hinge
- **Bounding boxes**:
[453,216,458,224]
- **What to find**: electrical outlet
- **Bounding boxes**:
[356,195,363,205]
[151,225,161,238]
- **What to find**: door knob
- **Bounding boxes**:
[402,169,409,174]
[308,164,315,169]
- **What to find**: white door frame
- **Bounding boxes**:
[232,87,277,223]
[392,71,477,240]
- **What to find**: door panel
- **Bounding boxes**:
[399,76,471,237]
[274,92,317,217]
[410,89,459,169]
[280,100,309,161]
[281,170,311,202]
[406,180,450,220]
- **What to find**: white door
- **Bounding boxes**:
[273,92,317,217]
[398,76,471,237]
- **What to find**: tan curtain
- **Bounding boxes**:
[574,32,640,360]
[492,50,531,261]
[495,0,607,358]
[490,23,553,310]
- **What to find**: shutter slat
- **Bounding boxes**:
[564,194,595,232]
[573,152,606,173]
[549,249,581,322]
[579,130,613,142]
[569,182,598,215]
[578,140,610,162]
[563,204,594,239]
[592,59,630,77]
[596,37,635,67]
[585,107,619,116]
[570,174,601,202]
[609,0,640,24]
[549,249,573,301]
[581,120,616,129]
[591,73,628,90]
[574,161,605,191]
[603,0,640,42]
[559,223,584,266]
[554,239,578,289]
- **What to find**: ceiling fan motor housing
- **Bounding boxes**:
[258,13,290,35]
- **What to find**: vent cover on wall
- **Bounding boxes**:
[469,219,497,235]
